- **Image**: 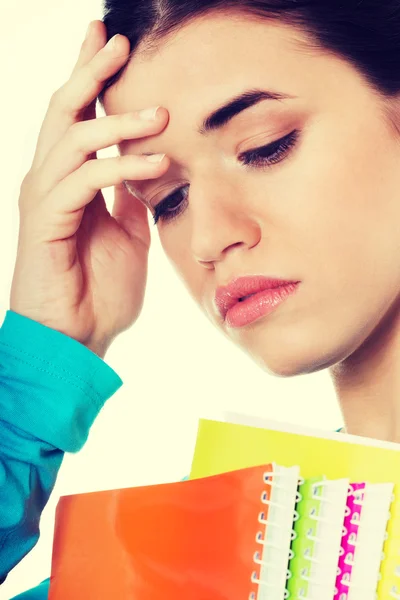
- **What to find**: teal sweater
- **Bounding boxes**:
[0,310,123,599]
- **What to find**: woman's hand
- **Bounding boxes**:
[10,21,169,358]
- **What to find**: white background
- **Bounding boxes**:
[0,1,342,597]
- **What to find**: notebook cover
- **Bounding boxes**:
[49,464,288,599]
[377,482,400,599]
[190,419,400,483]
[287,476,324,599]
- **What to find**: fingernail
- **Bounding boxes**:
[144,153,165,163]
[105,34,120,51]
[84,22,93,40]
[138,106,160,121]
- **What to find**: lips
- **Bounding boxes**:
[215,276,300,321]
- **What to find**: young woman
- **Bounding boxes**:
[2,1,400,597]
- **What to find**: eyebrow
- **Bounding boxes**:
[198,88,294,135]
[126,87,294,207]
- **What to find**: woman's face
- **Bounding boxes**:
[103,12,400,377]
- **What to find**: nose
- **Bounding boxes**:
[189,175,261,266]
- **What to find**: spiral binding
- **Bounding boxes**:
[333,483,365,599]
[249,474,395,600]
[248,466,300,600]
[287,478,333,599]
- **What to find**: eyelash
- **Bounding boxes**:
[152,129,300,225]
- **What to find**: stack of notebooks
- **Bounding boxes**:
[48,415,400,599]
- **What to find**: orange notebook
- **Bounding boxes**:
[49,464,276,599]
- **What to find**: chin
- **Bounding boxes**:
[242,331,353,378]
[249,351,321,378]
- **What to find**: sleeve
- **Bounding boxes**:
[0,310,123,585]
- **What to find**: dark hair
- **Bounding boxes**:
[98,0,400,107]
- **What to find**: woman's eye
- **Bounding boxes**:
[238,129,300,168]
[152,129,300,225]
[153,186,189,225]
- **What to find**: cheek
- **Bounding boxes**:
[273,120,400,347]
[277,118,400,279]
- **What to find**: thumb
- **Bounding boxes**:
[112,182,151,248]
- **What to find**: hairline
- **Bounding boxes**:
[98,7,322,109]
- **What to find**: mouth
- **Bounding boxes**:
[214,276,301,328]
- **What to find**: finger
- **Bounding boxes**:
[33,109,169,196]
[42,153,168,221]
[112,182,151,247]
[30,20,105,172]
[68,20,107,131]
[71,20,106,74]
[31,30,130,171]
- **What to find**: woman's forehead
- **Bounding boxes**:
[103,14,317,117]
